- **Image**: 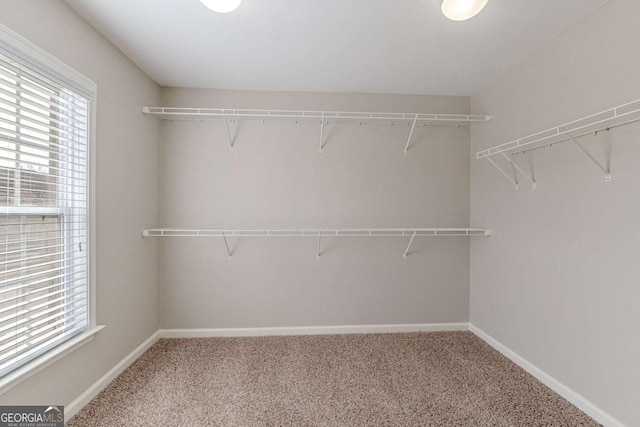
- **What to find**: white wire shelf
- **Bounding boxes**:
[142,227,491,259]
[143,107,492,153]
[476,99,640,188]
[142,227,491,237]
[143,107,492,125]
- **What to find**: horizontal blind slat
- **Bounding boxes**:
[0,304,87,338]
[0,97,87,134]
[0,59,90,113]
[0,57,90,111]
[0,253,86,277]
[0,175,88,192]
[0,120,89,152]
[0,242,86,265]
[0,261,87,287]
[0,217,86,227]
[0,247,77,267]
[0,136,88,167]
[0,85,89,125]
[0,270,85,298]
[0,313,87,355]
[0,235,86,249]
[0,280,87,319]
[3,232,87,246]
[0,180,88,198]
[0,74,89,120]
[0,114,88,152]
[0,324,85,377]
[0,153,87,177]
[0,304,85,335]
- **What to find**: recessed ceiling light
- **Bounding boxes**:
[441,0,489,21]
[200,0,242,13]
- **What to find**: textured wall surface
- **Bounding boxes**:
[158,88,476,328]
[470,1,640,425]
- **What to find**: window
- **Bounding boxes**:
[0,31,95,380]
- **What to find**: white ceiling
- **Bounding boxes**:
[64,0,610,96]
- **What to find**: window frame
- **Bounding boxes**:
[0,23,101,394]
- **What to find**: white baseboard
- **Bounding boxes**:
[469,324,626,427]
[160,322,469,338]
[65,331,161,423]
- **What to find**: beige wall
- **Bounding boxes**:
[159,88,474,328]
[0,0,161,407]
[470,0,640,425]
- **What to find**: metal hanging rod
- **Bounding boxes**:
[143,107,492,124]
[476,98,640,187]
[154,117,470,130]
[142,227,491,237]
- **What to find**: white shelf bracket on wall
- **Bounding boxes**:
[142,227,491,259]
[403,231,417,259]
[222,233,233,259]
[404,116,418,154]
[561,128,611,182]
[487,157,519,189]
[316,233,321,259]
[476,99,640,188]
[319,112,325,153]
[223,114,235,151]
[500,152,536,189]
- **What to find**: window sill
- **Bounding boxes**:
[0,325,105,395]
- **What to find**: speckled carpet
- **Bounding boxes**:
[68,331,599,426]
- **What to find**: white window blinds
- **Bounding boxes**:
[0,50,90,377]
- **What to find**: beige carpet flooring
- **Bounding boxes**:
[68,331,599,426]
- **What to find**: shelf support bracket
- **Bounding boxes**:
[222,233,232,259]
[486,157,519,189]
[319,113,325,153]
[500,152,536,189]
[223,114,234,151]
[404,116,418,154]
[403,231,417,259]
[561,129,611,182]
[316,233,321,259]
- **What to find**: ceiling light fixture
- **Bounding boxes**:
[441,0,488,21]
[200,0,242,13]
